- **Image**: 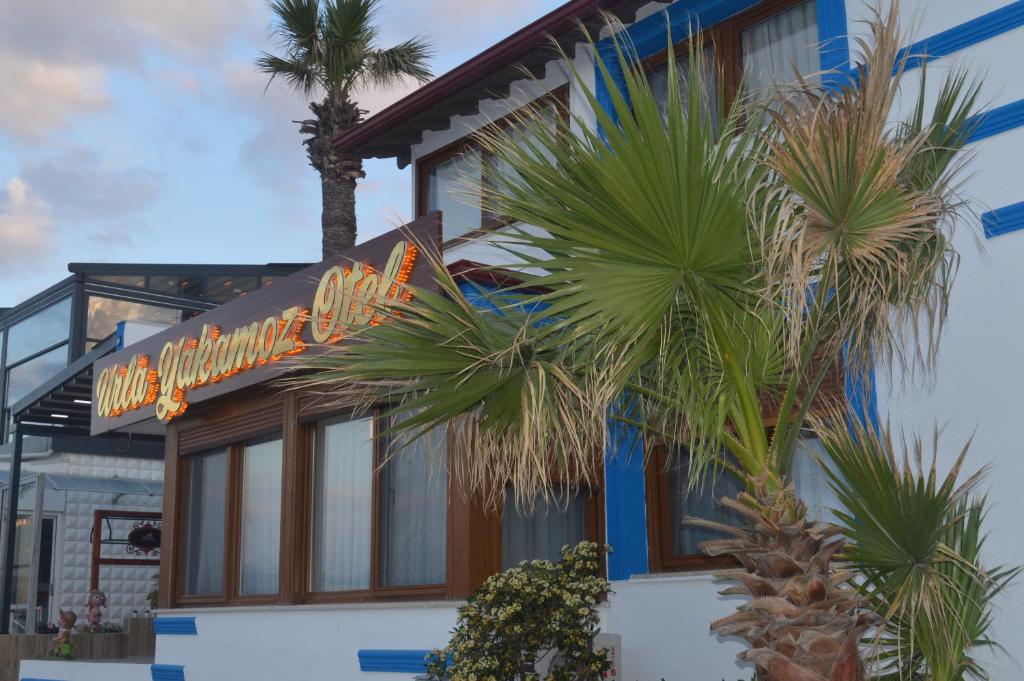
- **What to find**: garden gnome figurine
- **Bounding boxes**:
[85,589,106,632]
[51,609,76,658]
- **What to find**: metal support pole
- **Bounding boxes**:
[25,474,45,633]
[0,421,24,634]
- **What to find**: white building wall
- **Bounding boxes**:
[852,2,1024,678]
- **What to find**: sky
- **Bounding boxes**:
[0,0,565,307]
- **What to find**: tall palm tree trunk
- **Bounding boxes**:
[320,159,361,258]
[301,92,365,259]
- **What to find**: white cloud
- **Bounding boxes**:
[0,177,53,271]
[0,49,109,139]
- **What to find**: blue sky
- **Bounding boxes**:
[0,0,563,307]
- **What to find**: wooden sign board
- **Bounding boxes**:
[90,215,441,435]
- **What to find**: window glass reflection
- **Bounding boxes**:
[427,148,483,242]
[6,297,71,365]
[5,345,68,405]
[206,276,258,304]
[86,297,182,342]
[93,275,146,288]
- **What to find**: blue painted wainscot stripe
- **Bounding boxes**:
[150,665,185,681]
[901,1,1024,71]
[358,650,435,673]
[153,616,198,636]
[982,201,1024,238]
[21,678,66,681]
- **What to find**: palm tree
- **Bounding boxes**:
[297,6,997,679]
[258,0,433,258]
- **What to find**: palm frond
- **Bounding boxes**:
[261,0,434,99]
[292,251,619,509]
[765,4,977,385]
[267,0,323,59]
[361,38,434,89]
[473,26,785,479]
[812,411,1019,679]
[256,52,322,95]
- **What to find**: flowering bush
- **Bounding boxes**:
[427,541,611,681]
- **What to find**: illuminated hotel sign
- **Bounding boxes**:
[90,216,440,435]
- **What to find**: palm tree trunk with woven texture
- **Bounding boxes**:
[693,480,879,681]
[321,165,359,258]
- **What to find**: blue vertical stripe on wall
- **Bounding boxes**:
[604,417,649,580]
[816,0,851,89]
[843,345,879,433]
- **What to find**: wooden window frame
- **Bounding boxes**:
[296,408,450,604]
[642,0,819,111]
[494,478,606,573]
[414,85,570,248]
[173,429,286,607]
[644,445,739,573]
[161,388,609,610]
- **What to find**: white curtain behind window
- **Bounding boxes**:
[741,1,820,97]
[182,449,227,595]
[377,421,447,587]
[311,417,374,591]
[502,489,587,568]
[792,436,841,522]
[239,436,283,596]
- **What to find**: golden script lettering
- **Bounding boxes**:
[95,240,420,424]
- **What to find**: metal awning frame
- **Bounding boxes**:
[2,336,163,634]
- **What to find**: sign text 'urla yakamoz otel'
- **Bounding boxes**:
[89,215,441,435]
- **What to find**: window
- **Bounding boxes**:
[238,436,284,596]
[5,345,68,406]
[791,435,840,522]
[502,488,589,569]
[741,1,820,96]
[377,421,447,587]
[206,276,258,304]
[647,447,745,570]
[180,448,229,597]
[178,436,284,603]
[5,297,71,365]
[644,0,820,110]
[306,413,448,597]
[86,296,183,343]
[647,436,836,571]
[416,89,568,243]
[93,274,146,288]
[309,416,374,591]
[147,275,180,294]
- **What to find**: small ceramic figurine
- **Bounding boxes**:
[51,609,77,657]
[85,589,106,632]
